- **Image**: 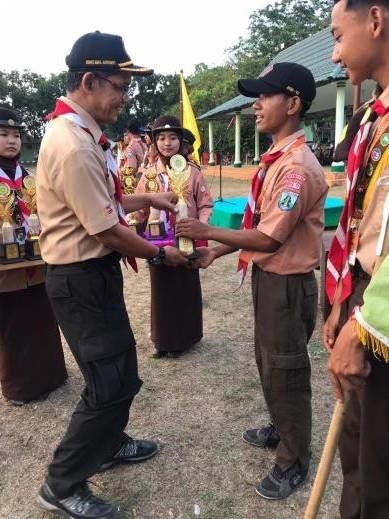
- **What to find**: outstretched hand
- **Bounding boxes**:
[176,218,210,240]
[149,192,178,213]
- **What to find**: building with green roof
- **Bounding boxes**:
[199,27,374,168]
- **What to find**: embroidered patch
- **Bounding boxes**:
[380,133,389,147]
[284,172,306,193]
[371,147,382,162]
[278,191,299,211]
[105,204,113,215]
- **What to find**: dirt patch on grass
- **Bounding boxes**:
[0,177,342,518]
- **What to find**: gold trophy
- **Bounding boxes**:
[145,167,166,238]
[0,183,21,263]
[121,166,137,195]
[21,176,41,260]
[166,154,197,259]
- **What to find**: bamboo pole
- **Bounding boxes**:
[304,394,349,519]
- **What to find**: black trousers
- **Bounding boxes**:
[252,265,317,471]
[45,253,142,498]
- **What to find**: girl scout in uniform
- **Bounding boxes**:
[0,105,67,404]
[136,115,213,358]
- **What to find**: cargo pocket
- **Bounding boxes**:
[269,352,311,392]
[80,328,141,407]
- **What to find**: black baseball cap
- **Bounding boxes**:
[66,31,153,76]
[238,62,316,107]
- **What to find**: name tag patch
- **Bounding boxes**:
[278,191,299,211]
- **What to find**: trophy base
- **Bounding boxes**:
[128,222,145,235]
[0,242,23,264]
[25,238,41,260]
[148,222,167,239]
[176,236,198,260]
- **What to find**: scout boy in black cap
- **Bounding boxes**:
[177,62,328,500]
[36,32,188,518]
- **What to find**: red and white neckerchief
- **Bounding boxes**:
[0,164,31,232]
[237,134,305,286]
[46,99,137,272]
[326,99,389,304]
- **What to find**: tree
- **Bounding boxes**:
[0,70,66,139]
[106,73,180,138]
[228,0,332,77]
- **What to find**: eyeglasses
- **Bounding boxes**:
[94,75,130,96]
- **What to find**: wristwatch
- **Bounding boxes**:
[148,247,166,266]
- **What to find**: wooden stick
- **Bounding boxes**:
[304,394,350,519]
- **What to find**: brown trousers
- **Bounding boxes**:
[251,265,317,471]
[338,276,389,519]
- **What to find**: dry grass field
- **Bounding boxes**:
[0,175,343,519]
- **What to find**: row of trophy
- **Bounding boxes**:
[0,177,41,264]
[129,154,197,259]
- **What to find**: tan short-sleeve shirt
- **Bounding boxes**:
[357,168,389,275]
[252,130,328,274]
[36,97,119,264]
[125,139,146,171]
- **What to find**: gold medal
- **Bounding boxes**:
[0,182,11,198]
[23,175,36,191]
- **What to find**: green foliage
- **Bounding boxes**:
[0,70,66,139]
[228,0,331,77]
[107,73,180,138]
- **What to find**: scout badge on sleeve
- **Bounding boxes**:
[278,191,299,211]
[167,154,198,259]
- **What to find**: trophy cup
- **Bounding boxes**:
[21,176,41,260]
[120,166,137,195]
[166,155,197,259]
[0,183,21,263]
[145,168,166,238]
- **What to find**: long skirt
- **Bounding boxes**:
[0,283,68,402]
[150,265,203,353]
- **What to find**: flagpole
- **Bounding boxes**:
[179,70,184,126]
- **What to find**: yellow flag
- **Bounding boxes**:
[180,71,202,164]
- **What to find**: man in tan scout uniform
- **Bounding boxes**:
[324,1,389,516]
[177,62,328,500]
[36,31,187,518]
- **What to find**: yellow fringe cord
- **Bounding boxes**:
[355,321,389,363]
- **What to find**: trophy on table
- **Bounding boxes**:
[0,183,22,263]
[121,166,142,233]
[166,154,198,259]
[145,167,166,238]
[21,176,41,260]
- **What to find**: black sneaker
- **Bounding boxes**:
[242,423,280,449]
[99,437,159,471]
[37,481,117,518]
[255,462,308,500]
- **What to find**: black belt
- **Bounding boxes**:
[47,252,121,271]
[352,259,371,280]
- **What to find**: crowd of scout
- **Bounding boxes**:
[0,0,389,516]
